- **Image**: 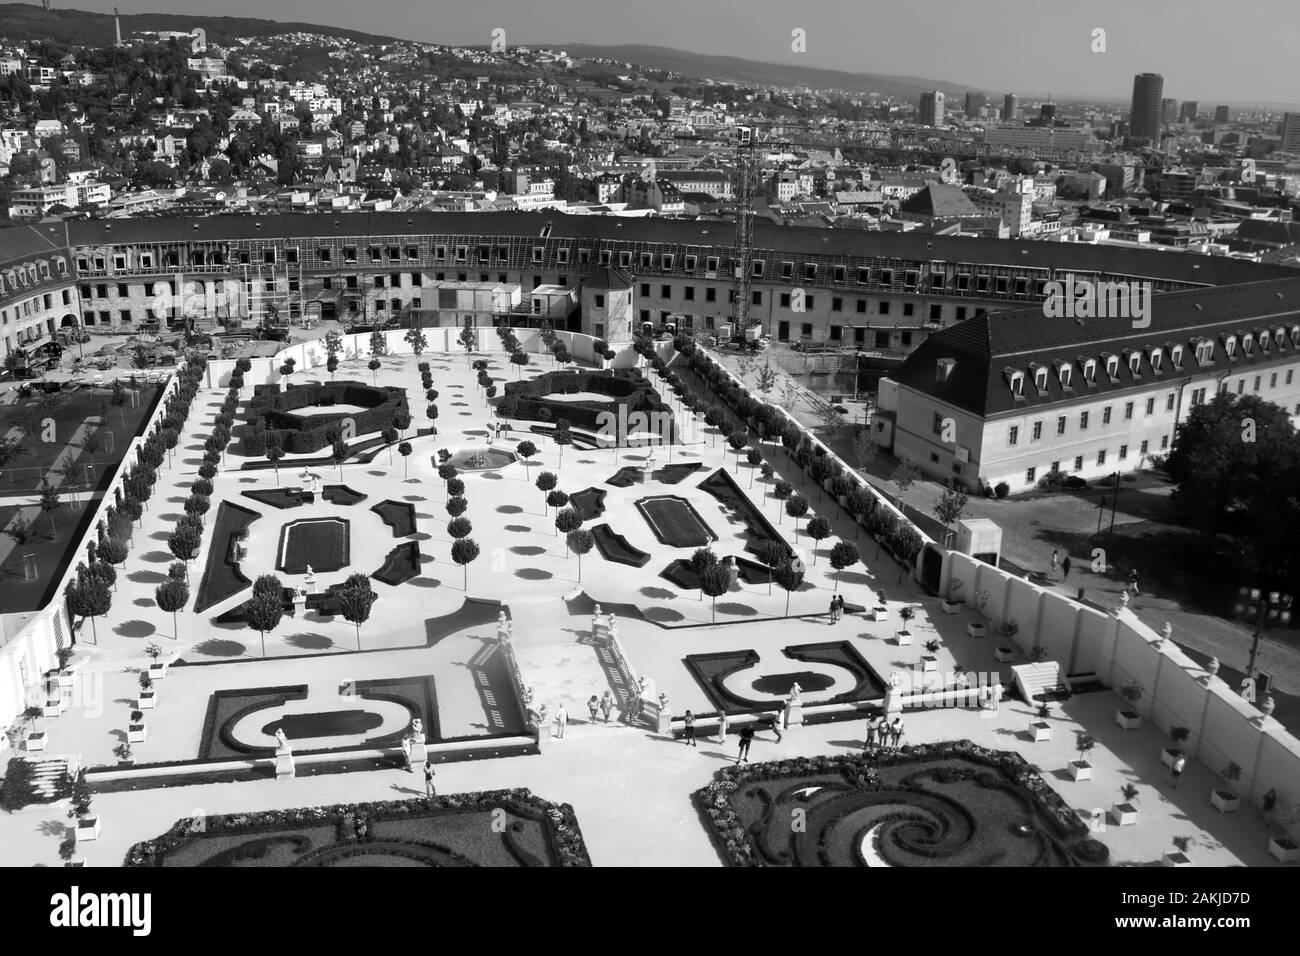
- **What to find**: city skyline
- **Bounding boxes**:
[52,0,1300,107]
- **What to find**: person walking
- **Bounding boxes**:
[735,725,754,764]
[771,711,784,743]
[600,691,613,723]
[1170,752,1186,789]
[828,595,838,623]
[683,709,698,747]
[553,703,568,739]
[716,710,729,745]
[423,761,436,798]
[587,695,599,723]
[1128,568,1141,596]
[1050,549,1060,577]
[1061,555,1072,581]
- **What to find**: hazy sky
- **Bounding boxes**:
[76,0,1300,104]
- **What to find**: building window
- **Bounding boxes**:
[1074,455,1083,471]
[752,291,762,305]
[830,325,842,341]
[1102,406,1112,425]
[661,285,671,298]
[1166,393,1176,412]
[594,294,605,308]
[1056,416,1066,436]
[706,288,716,302]
[929,304,942,321]
[857,300,868,314]
[1026,467,1036,485]
[1161,434,1169,450]
[801,323,813,337]
[903,303,914,317]
[1140,440,1149,455]
[1097,449,1107,465]
[880,301,890,316]
[1008,426,1019,446]
[1145,397,1155,415]
[832,297,843,312]
[1119,444,1128,460]
[640,283,650,297]
[1031,421,1042,441]
[1124,401,1134,420]
[1080,410,1089,429]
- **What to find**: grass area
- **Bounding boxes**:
[373,541,421,586]
[590,523,650,568]
[568,487,607,521]
[241,488,309,510]
[371,500,416,537]
[194,502,260,613]
[685,641,884,714]
[261,710,383,739]
[322,485,367,506]
[277,518,349,574]
[635,495,717,548]
[198,684,308,759]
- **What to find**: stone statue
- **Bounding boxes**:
[411,717,424,740]
[274,728,290,752]
[657,691,669,713]
[1118,589,1130,610]
[788,682,802,703]
[890,670,903,689]
[1159,622,1172,645]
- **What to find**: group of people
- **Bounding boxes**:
[863,715,905,750]
[1050,549,1142,597]
[827,593,847,623]
[586,692,617,724]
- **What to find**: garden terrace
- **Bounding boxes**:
[650,462,705,484]
[661,555,772,590]
[241,381,408,456]
[693,742,1109,867]
[502,368,673,439]
[194,501,260,613]
[684,642,885,714]
[124,790,591,867]
[605,466,646,488]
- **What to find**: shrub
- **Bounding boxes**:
[994,481,1010,499]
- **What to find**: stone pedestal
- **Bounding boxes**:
[785,702,803,727]
[656,707,673,735]
[883,687,904,714]
[275,748,295,778]
[411,738,427,764]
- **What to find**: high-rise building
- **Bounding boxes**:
[1160,98,1178,124]
[1180,101,1199,123]
[1214,105,1230,124]
[1130,74,1164,142]
[1003,93,1018,122]
[919,90,945,127]
[1281,113,1300,154]
[964,92,986,117]
[1039,103,1057,124]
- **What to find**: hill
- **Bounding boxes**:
[0,2,399,47]
[558,43,978,98]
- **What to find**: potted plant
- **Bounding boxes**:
[968,589,990,638]
[21,705,45,753]
[1164,835,1192,867]
[995,619,1018,662]
[1211,762,1243,813]
[127,709,147,744]
[921,638,940,672]
[43,692,65,719]
[1112,783,1140,826]
[1269,834,1300,863]
[942,576,964,614]
[55,646,76,689]
[145,641,167,680]
[897,605,914,646]
[113,742,134,767]
[1115,683,1143,730]
[1071,733,1096,781]
[138,671,156,710]
[58,835,83,867]
[1161,726,1191,767]
[1031,702,1052,741]
[873,589,889,622]
[69,770,99,842]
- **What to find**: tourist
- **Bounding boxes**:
[1050,550,1060,577]
[890,718,903,748]
[1170,752,1186,789]
[553,703,568,739]
[683,709,698,747]
[828,595,838,623]
[717,711,728,745]
[587,695,600,723]
[1061,555,1072,580]
[600,691,614,723]
[770,711,784,743]
[877,717,891,748]
[424,761,436,798]
[735,725,755,764]
[1128,568,1141,596]
[865,720,877,750]
[400,735,413,772]
[1263,788,1277,822]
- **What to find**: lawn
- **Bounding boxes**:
[193,502,260,613]
[635,495,717,548]
[277,518,350,574]
[371,500,416,537]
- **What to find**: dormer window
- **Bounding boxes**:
[1242,333,1254,355]
[1056,362,1073,389]
[936,358,956,382]
[1149,348,1163,373]
[1195,339,1214,364]
[1224,335,1237,358]
[1128,352,1141,377]
[1291,325,1300,347]
[1083,359,1097,385]
[1032,365,1048,394]
[1006,368,1025,398]
[1259,333,1271,354]
[1171,345,1184,368]
[1104,354,1119,381]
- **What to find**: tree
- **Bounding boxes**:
[331,437,348,478]
[167,524,202,567]
[700,562,732,623]
[772,479,793,522]
[398,441,413,477]
[806,515,832,563]
[854,430,878,474]
[448,516,473,539]
[689,547,718,601]
[96,536,128,569]
[773,561,805,616]
[265,435,285,483]
[829,541,861,591]
[245,591,283,657]
[393,410,412,439]
[510,350,530,377]
[184,493,211,524]
[404,324,427,360]
[568,528,594,580]
[279,356,296,386]
[451,537,480,589]
[38,481,60,535]
[727,429,748,472]
[553,418,572,466]
[753,539,787,595]
[337,579,377,650]
[933,484,969,544]
[745,447,763,487]
[368,358,382,384]
[457,316,476,362]
[324,329,342,379]
[536,471,558,512]
[446,496,468,518]
[785,494,810,539]
[555,507,583,554]
[155,578,189,640]
[891,458,921,508]
[66,571,112,643]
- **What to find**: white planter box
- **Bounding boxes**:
[1031,721,1052,742]
[25,731,46,753]
[1071,760,1093,781]
[896,630,912,646]
[1115,710,1142,730]
[57,672,76,689]
[1163,851,1192,868]
[128,724,147,744]
[148,663,167,680]
[138,692,156,710]
[1160,747,1184,769]
[1268,837,1300,863]
[43,699,63,718]
[967,621,986,638]
[873,606,889,623]
[941,600,960,615]
[76,818,100,843]
[1111,803,1139,826]
[921,655,938,672]
[994,645,1015,663]
[1210,789,1241,813]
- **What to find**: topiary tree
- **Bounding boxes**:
[700,561,732,623]
[244,591,283,657]
[404,324,427,360]
[753,539,788,595]
[773,561,805,616]
[331,437,349,478]
[96,536,128,568]
[553,418,572,467]
[154,577,189,640]
[546,490,569,530]
[337,578,377,650]
[167,523,201,569]
[805,515,832,564]
[447,516,473,540]
[828,540,861,591]
[66,571,112,644]
[727,430,748,472]
[451,537,480,589]
[536,471,558,513]
[785,494,810,540]
[510,350,530,377]
[445,495,468,519]
[568,528,594,581]
[446,477,466,498]
[746,448,763,487]
[555,507,583,554]
[398,441,413,477]
[265,438,284,484]
[516,440,537,468]
[184,493,210,524]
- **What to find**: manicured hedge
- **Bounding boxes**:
[501,368,672,436]
[242,380,408,456]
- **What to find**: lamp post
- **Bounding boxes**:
[1233,587,1293,681]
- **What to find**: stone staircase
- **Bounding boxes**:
[1011,662,1072,704]
[3,754,75,806]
